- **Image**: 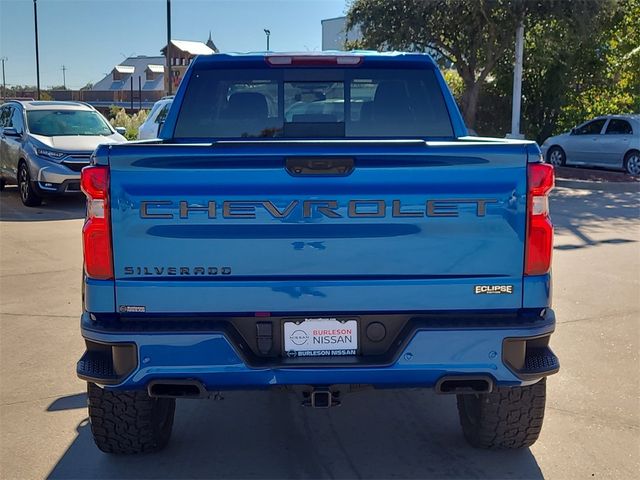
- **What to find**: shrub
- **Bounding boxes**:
[109,108,148,141]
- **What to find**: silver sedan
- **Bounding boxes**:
[540,115,640,175]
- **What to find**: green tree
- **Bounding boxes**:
[485,0,640,142]
[483,15,582,140]
[347,0,607,129]
[557,0,640,132]
[442,69,464,102]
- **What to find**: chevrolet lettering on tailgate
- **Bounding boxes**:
[140,199,499,219]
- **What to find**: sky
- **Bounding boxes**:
[0,0,348,89]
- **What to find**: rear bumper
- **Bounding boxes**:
[78,309,558,391]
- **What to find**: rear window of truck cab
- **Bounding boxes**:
[173,68,454,139]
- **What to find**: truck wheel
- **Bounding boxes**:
[456,378,546,449]
[0,178,5,191]
[547,146,565,166]
[18,163,42,207]
[87,382,175,454]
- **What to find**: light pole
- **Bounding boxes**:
[33,0,41,100]
[0,57,7,100]
[509,20,525,139]
[264,29,270,51]
[61,65,67,89]
[166,0,172,95]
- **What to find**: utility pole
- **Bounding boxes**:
[61,65,67,89]
[33,0,41,100]
[166,0,172,95]
[0,57,7,100]
[509,20,525,139]
[264,29,270,51]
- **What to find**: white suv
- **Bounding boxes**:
[138,97,173,140]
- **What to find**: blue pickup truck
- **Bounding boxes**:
[77,52,558,454]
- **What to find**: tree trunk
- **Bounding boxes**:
[461,81,481,130]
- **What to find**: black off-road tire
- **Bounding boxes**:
[18,162,42,207]
[456,378,546,449]
[0,178,5,191]
[87,382,176,454]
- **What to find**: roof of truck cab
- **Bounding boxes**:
[192,51,438,68]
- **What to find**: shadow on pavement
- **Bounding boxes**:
[551,182,639,250]
[47,393,87,412]
[0,186,85,222]
[554,238,636,251]
[47,389,543,480]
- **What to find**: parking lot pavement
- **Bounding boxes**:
[555,165,639,183]
[1,181,639,480]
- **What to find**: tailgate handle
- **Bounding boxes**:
[286,157,354,176]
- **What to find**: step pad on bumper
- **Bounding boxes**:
[523,349,559,374]
[77,351,119,382]
[503,333,559,380]
[77,341,137,385]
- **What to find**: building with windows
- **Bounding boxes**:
[82,34,219,110]
[85,55,166,109]
[161,36,217,94]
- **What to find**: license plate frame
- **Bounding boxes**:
[282,317,359,358]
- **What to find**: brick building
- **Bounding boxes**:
[161,35,217,94]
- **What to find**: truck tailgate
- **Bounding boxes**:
[108,141,528,313]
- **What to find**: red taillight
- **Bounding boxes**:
[81,166,113,280]
[265,55,363,66]
[525,162,554,275]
